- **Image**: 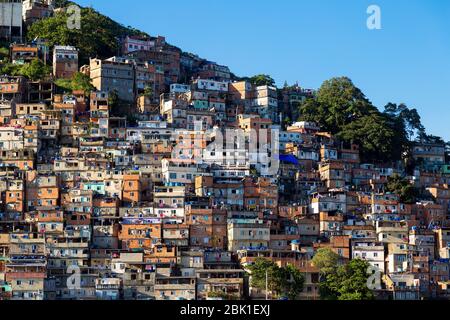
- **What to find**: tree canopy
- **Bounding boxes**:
[0,62,21,76]
[27,6,148,65]
[244,74,276,87]
[248,258,285,298]
[419,134,446,145]
[385,174,420,204]
[337,111,399,162]
[283,264,305,300]
[312,248,340,275]
[312,249,374,300]
[0,47,9,62]
[299,77,375,130]
[19,59,52,81]
[321,259,374,300]
[55,72,95,95]
[142,86,154,99]
[248,258,304,300]
[298,77,433,163]
[383,103,426,141]
[1,58,52,81]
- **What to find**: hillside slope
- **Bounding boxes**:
[27,1,153,65]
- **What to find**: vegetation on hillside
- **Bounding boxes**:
[311,247,340,275]
[18,59,52,81]
[27,4,149,65]
[54,0,71,8]
[312,248,374,300]
[298,77,431,163]
[0,46,13,73]
[321,259,374,300]
[4,1,446,161]
[240,74,276,87]
[385,174,420,204]
[54,72,95,94]
[385,174,436,203]
[0,47,9,62]
[0,59,51,81]
[248,258,305,300]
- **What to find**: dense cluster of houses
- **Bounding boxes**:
[1,0,450,301]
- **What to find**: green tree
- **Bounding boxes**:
[383,103,426,166]
[54,78,72,92]
[54,0,70,8]
[247,258,305,300]
[55,72,95,94]
[299,77,376,133]
[0,62,21,76]
[297,97,320,122]
[27,6,149,65]
[419,134,445,145]
[248,74,276,87]
[0,47,9,62]
[18,59,51,81]
[386,174,420,204]
[384,103,425,141]
[69,71,94,93]
[248,258,286,298]
[312,248,340,276]
[321,259,374,301]
[337,111,398,162]
[142,86,153,99]
[298,77,417,162]
[283,264,305,300]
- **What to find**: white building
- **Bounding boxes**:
[0,126,24,151]
[251,85,278,122]
[161,159,203,185]
[194,79,228,92]
[310,192,347,214]
[352,241,386,273]
[289,121,320,132]
[279,130,303,151]
[121,36,155,55]
[227,220,270,251]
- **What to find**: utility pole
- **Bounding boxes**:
[265,269,269,300]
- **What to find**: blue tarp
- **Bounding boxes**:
[279,154,300,165]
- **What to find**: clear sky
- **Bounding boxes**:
[77,0,450,141]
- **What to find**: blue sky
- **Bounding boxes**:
[77,0,450,141]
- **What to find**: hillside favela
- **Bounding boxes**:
[0,0,449,302]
